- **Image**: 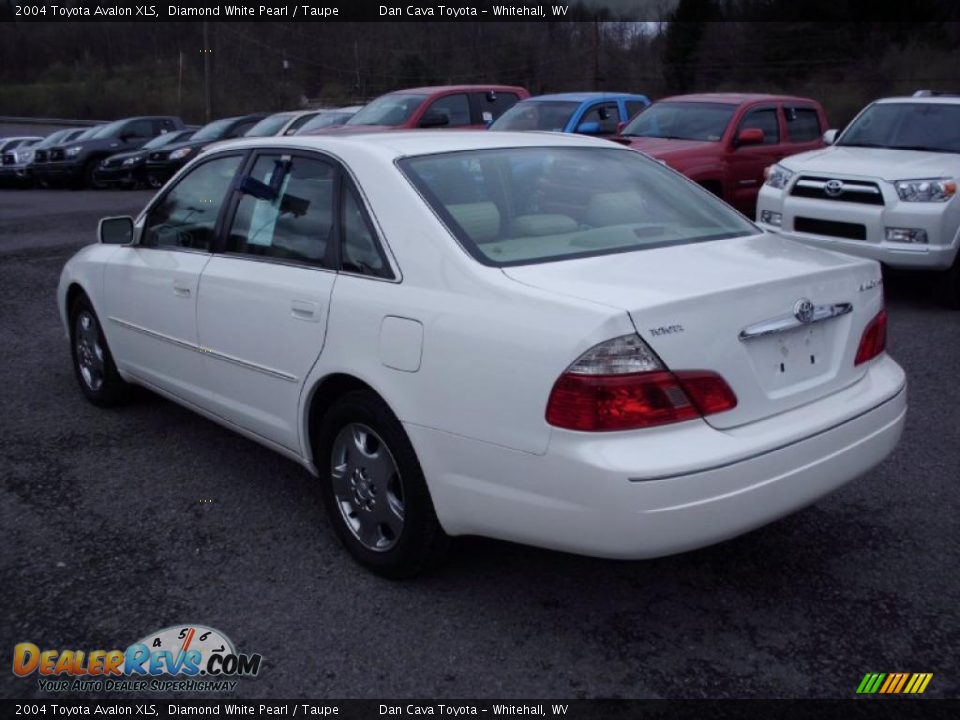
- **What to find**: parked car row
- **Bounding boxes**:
[7,85,959,305]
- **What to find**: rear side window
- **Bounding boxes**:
[125,120,155,139]
[785,107,822,143]
[738,108,780,145]
[625,101,648,121]
[425,94,471,127]
[226,154,336,268]
[341,185,393,279]
[143,155,243,251]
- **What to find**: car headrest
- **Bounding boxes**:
[584,191,648,227]
[447,202,501,243]
[509,214,578,237]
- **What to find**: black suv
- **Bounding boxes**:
[145,114,266,187]
[35,116,185,188]
[94,129,196,189]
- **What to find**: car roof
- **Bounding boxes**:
[522,92,647,103]
[875,96,960,105]
[386,85,527,95]
[658,93,818,105]
[205,129,621,161]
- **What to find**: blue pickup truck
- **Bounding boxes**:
[489,92,650,136]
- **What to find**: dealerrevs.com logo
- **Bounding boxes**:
[13,625,263,693]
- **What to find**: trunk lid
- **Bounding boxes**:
[503,233,884,429]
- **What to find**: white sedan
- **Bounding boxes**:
[58,131,907,577]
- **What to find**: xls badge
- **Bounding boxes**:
[12,624,262,693]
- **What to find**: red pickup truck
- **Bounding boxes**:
[614,93,828,216]
[307,85,530,134]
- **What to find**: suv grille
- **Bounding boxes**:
[49,148,65,161]
[33,149,48,163]
[791,176,884,206]
[2,154,13,165]
[794,217,867,240]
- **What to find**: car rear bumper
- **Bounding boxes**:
[408,354,906,558]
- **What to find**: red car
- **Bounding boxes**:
[614,93,828,215]
[307,85,530,134]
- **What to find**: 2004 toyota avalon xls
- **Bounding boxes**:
[57,131,906,577]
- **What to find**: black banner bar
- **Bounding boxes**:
[2,700,960,719]
[2,0,959,22]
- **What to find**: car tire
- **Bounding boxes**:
[934,255,960,310]
[315,389,449,578]
[69,294,130,406]
[83,159,107,190]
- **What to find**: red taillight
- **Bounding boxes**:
[545,370,737,432]
[855,309,888,366]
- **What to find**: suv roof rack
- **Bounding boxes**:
[913,90,960,97]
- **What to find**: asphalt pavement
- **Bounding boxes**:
[1,188,957,700]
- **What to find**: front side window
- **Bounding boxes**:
[579,103,621,134]
[621,101,737,142]
[400,147,756,267]
[225,154,336,268]
[347,94,428,127]
[425,94,471,127]
[490,101,580,132]
[473,91,521,124]
[785,107,822,143]
[124,120,155,139]
[839,102,960,153]
[737,108,780,145]
[142,155,242,251]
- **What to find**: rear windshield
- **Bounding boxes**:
[621,101,737,142]
[347,94,428,127]
[244,113,296,137]
[491,101,581,131]
[399,147,756,266]
[839,102,960,153]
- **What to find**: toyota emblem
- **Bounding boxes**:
[824,179,844,197]
[794,298,816,323]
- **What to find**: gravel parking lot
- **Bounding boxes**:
[1,188,957,700]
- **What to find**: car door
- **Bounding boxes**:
[574,101,621,135]
[102,153,245,406]
[727,105,784,214]
[195,151,340,451]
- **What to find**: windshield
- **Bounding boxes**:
[192,118,236,142]
[621,102,737,142]
[400,147,756,266]
[347,94,428,127]
[36,129,74,148]
[244,113,296,137]
[297,111,355,134]
[87,119,128,139]
[72,126,103,142]
[490,101,581,132]
[839,102,960,153]
[141,131,190,149]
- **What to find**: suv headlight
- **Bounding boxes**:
[17,150,34,164]
[894,178,956,202]
[65,146,83,157]
[169,147,194,160]
[764,164,794,190]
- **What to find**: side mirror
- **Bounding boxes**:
[419,111,450,129]
[823,129,838,145]
[99,216,134,245]
[576,121,602,135]
[736,128,765,146]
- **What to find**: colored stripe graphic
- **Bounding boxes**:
[857,673,933,694]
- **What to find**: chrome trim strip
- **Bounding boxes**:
[108,316,298,382]
[795,179,880,194]
[738,302,853,341]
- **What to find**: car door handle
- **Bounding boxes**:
[291,300,320,322]
[173,281,191,297]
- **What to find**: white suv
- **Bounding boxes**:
[756,93,960,307]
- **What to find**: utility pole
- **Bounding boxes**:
[203,21,212,122]
[593,20,601,91]
[177,50,184,116]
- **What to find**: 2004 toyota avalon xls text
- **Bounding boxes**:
[57,131,906,577]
